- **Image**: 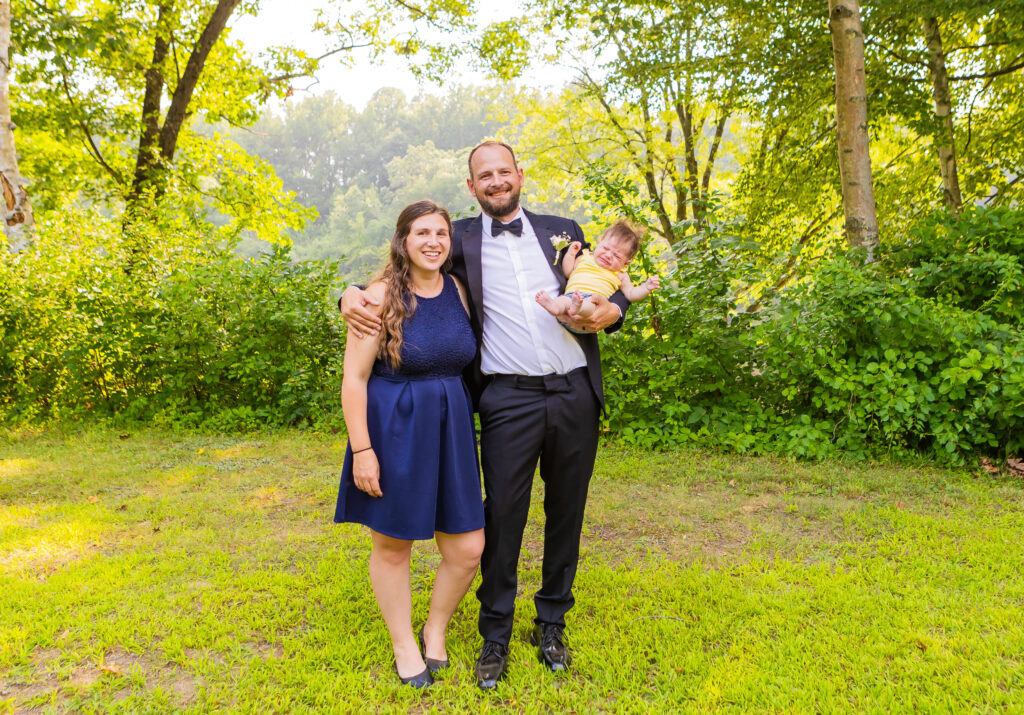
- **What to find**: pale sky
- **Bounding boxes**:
[230,0,576,109]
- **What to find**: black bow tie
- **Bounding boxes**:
[492,218,523,237]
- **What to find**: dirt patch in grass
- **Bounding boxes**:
[3,646,204,712]
[244,640,285,660]
[582,479,889,568]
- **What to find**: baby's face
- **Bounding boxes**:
[593,237,632,272]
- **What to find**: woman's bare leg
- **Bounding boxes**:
[368,529,426,677]
[422,529,485,660]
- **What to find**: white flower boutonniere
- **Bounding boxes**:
[549,232,572,265]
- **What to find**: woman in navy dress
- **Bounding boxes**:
[335,200,484,688]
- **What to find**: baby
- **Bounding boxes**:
[536,220,659,327]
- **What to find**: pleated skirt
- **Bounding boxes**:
[334,374,484,540]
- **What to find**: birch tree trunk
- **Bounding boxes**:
[827,0,878,259]
[0,0,33,252]
[922,16,963,214]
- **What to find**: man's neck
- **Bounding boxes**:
[485,206,522,224]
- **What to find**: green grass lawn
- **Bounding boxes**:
[1,428,1023,713]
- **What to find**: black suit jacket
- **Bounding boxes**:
[449,209,629,410]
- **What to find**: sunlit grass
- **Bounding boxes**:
[1,428,1022,712]
[0,515,112,577]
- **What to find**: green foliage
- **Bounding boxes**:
[0,210,345,430]
[600,206,1024,464]
[752,256,1024,463]
[602,228,764,452]
[15,0,272,211]
[882,206,1024,324]
[12,0,478,240]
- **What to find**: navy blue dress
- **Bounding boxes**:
[334,275,484,540]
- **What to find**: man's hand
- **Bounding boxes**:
[563,293,620,333]
[340,286,382,339]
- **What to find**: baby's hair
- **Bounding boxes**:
[600,220,644,259]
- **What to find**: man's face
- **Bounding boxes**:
[467,145,524,222]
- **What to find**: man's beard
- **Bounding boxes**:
[478,184,521,218]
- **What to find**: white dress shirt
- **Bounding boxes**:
[478,209,588,376]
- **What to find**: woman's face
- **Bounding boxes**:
[405,213,451,273]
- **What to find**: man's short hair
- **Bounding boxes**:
[467,140,518,177]
[601,220,644,259]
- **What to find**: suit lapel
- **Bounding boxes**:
[526,210,567,290]
[462,215,485,324]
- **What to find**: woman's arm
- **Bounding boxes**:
[341,282,386,497]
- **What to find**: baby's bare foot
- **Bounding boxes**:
[569,291,583,313]
[536,290,564,317]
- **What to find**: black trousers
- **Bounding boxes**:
[475,367,600,645]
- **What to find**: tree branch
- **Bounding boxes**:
[58,69,125,186]
[701,110,729,197]
[266,43,373,84]
[947,55,1024,81]
[984,173,1023,206]
[947,40,1012,54]
[866,38,927,69]
[129,0,172,203]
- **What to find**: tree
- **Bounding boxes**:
[15,0,311,246]
[861,1,1024,215]
[497,0,758,245]
[828,0,879,257]
[126,0,243,212]
[13,0,474,249]
[1,0,31,251]
[921,15,962,213]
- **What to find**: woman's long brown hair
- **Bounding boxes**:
[377,200,453,369]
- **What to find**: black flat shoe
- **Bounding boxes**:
[418,625,450,674]
[475,640,509,689]
[531,623,571,671]
[395,664,433,688]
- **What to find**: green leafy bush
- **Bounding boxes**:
[751,257,1024,462]
[5,204,1023,463]
[882,206,1024,324]
[600,207,1024,464]
[1,211,345,429]
[601,226,768,451]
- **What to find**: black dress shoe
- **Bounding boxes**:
[395,663,433,689]
[531,623,571,671]
[418,625,449,674]
[475,640,509,689]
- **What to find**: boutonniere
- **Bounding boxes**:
[549,232,572,265]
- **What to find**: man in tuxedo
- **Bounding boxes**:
[341,141,629,688]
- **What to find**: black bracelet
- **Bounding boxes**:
[352,446,373,454]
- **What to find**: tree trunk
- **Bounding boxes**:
[125,0,241,215]
[922,16,963,214]
[701,112,728,197]
[158,0,242,161]
[128,0,173,206]
[0,0,33,252]
[827,0,879,258]
[675,102,704,223]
